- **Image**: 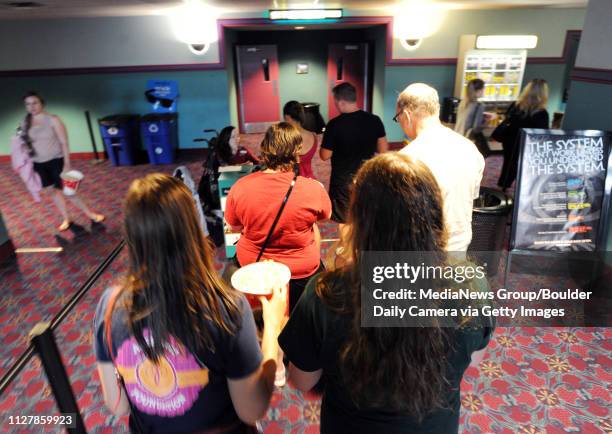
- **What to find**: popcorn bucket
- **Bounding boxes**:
[61,170,84,196]
[231,261,291,311]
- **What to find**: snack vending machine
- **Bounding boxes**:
[454,35,527,105]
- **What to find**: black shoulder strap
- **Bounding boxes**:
[255,170,299,262]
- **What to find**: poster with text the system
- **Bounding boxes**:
[511,129,611,252]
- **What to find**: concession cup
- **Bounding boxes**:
[61,170,84,196]
[231,261,291,311]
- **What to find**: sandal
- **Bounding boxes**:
[58,220,72,232]
[91,214,106,224]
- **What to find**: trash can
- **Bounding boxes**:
[440,97,460,124]
[301,102,326,134]
[98,115,140,166]
[468,187,512,276]
[141,113,178,165]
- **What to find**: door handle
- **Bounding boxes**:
[336,57,343,81]
[273,79,278,96]
[262,58,270,82]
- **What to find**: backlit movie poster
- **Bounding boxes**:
[512,129,611,252]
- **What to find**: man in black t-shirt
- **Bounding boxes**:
[320,82,388,223]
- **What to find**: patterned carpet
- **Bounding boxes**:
[0,135,610,433]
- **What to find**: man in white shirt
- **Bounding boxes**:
[396,83,485,251]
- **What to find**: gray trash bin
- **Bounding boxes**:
[468,187,512,276]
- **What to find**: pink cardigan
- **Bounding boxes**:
[10,135,42,202]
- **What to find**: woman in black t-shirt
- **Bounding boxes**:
[279,153,495,434]
[93,174,286,433]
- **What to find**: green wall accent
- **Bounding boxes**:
[563,81,612,131]
[383,65,456,142]
[561,80,612,254]
[0,70,230,155]
[523,63,568,115]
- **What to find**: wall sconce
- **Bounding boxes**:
[188,43,211,55]
[400,39,422,51]
[168,2,218,55]
[393,1,443,51]
[476,35,538,50]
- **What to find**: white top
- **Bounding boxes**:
[400,124,485,251]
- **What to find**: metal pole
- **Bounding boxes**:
[85,111,101,161]
[29,323,87,434]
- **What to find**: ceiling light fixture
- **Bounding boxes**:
[269,8,342,20]
[295,26,306,30]
[476,35,538,50]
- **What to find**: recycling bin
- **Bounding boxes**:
[141,113,178,165]
[98,115,140,166]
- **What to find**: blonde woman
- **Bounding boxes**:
[455,78,485,136]
[497,79,550,190]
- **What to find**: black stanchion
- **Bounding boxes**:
[29,322,87,434]
[85,110,103,163]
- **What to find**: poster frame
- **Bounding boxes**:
[509,128,612,253]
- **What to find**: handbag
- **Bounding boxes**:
[490,104,517,143]
[222,170,299,282]
[466,129,490,158]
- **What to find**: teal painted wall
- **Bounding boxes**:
[564,81,612,131]
[0,70,230,155]
[225,29,240,129]
[523,63,568,115]
[383,65,455,142]
[563,81,612,255]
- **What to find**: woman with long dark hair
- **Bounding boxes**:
[279,153,494,433]
[21,91,104,231]
[216,126,259,166]
[93,174,286,433]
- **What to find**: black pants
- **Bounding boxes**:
[288,261,325,312]
[498,137,518,189]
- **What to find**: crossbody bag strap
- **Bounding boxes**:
[255,170,299,262]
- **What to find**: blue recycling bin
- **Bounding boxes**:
[98,115,140,166]
[141,113,178,165]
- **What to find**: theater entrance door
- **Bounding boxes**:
[236,45,281,133]
[327,43,370,121]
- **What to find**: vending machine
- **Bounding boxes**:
[454,35,527,106]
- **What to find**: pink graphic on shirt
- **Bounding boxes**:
[115,330,209,417]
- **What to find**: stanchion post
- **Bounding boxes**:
[29,322,87,434]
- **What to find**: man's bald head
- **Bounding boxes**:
[397,83,440,119]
